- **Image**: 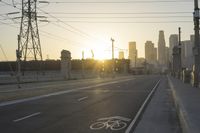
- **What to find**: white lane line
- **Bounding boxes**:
[78,96,88,102]
[125,80,161,133]
[0,78,135,107]
[13,112,41,122]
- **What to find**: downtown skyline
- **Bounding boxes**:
[0,0,194,61]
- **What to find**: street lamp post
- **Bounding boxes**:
[193,0,200,87]
[111,38,115,78]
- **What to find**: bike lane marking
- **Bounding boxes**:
[90,116,131,131]
[13,112,41,122]
[125,80,160,133]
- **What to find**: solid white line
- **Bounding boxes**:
[125,80,160,133]
[0,78,135,107]
[13,112,41,122]
[78,96,88,102]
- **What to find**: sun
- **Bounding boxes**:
[93,44,111,60]
[94,49,106,60]
[83,41,111,60]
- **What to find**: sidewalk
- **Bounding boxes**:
[168,76,200,133]
[134,76,181,133]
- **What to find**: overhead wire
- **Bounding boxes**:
[0,20,19,28]
[39,0,192,4]
[38,8,110,44]
[0,1,94,51]
[0,1,101,52]
[48,20,192,23]
[0,0,193,58]
[40,30,92,48]
[41,11,191,15]
[45,16,192,19]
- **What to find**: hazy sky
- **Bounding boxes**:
[0,0,195,61]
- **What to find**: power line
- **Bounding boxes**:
[0,0,15,7]
[40,11,191,15]
[40,30,91,48]
[38,8,98,39]
[0,18,89,50]
[39,0,192,4]
[0,20,19,28]
[0,0,21,9]
[38,8,110,45]
[45,16,192,19]
[48,20,192,23]
[50,21,96,40]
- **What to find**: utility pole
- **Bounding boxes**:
[178,27,182,79]
[16,35,21,88]
[135,54,137,67]
[178,27,181,46]
[111,38,114,60]
[91,49,94,59]
[111,38,115,77]
[193,0,200,87]
[18,0,43,74]
[82,51,85,78]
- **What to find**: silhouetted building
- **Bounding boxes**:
[119,51,124,59]
[158,30,166,66]
[145,41,157,65]
[169,34,178,62]
[128,42,137,68]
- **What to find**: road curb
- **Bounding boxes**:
[126,79,160,133]
[168,76,190,133]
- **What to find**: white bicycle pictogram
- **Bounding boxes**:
[90,116,131,131]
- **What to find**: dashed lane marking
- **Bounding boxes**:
[13,112,41,122]
[78,96,88,102]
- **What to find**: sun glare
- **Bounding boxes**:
[93,43,110,60]
[83,42,110,60]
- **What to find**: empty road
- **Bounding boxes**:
[0,75,160,133]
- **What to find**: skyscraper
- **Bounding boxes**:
[145,41,157,64]
[128,42,137,68]
[169,34,178,62]
[158,30,166,65]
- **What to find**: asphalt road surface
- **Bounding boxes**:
[0,75,160,133]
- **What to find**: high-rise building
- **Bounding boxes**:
[169,34,178,62]
[145,41,157,64]
[158,30,166,65]
[119,51,124,59]
[128,42,137,68]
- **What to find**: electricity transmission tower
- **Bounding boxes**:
[17,0,43,66]
[16,0,43,86]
